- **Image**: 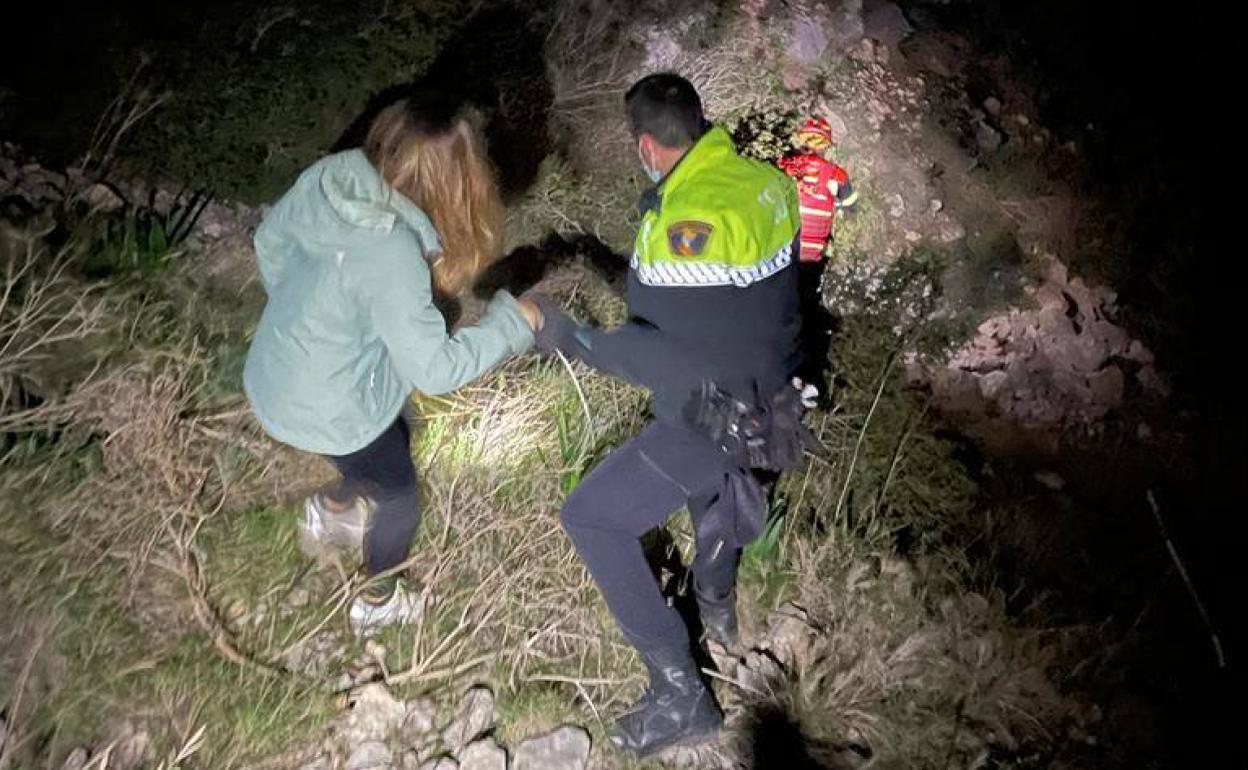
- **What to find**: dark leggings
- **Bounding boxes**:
[560,421,744,653]
[796,259,835,396]
[327,417,420,577]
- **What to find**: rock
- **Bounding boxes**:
[978,370,1010,400]
[863,1,913,47]
[287,586,312,608]
[80,182,126,213]
[1124,339,1155,365]
[458,739,506,770]
[1087,366,1125,409]
[884,192,905,219]
[346,740,394,770]
[879,555,916,597]
[298,755,333,770]
[418,759,459,770]
[787,5,831,68]
[108,723,150,770]
[1034,471,1065,491]
[283,631,346,676]
[983,96,1002,116]
[975,121,1003,152]
[60,748,89,770]
[340,684,407,748]
[441,687,495,754]
[396,751,422,770]
[1137,365,1169,397]
[400,698,439,747]
[738,649,786,693]
[513,726,591,770]
[938,218,966,243]
[761,603,817,670]
[929,198,944,213]
[816,105,849,143]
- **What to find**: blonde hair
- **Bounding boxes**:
[364,96,503,297]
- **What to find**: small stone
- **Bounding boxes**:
[343,684,407,743]
[441,687,495,754]
[1137,365,1169,397]
[458,739,506,770]
[1034,471,1065,491]
[760,603,817,670]
[60,748,89,770]
[417,758,459,770]
[346,740,393,770]
[1124,339,1155,365]
[938,219,965,243]
[885,192,905,219]
[80,181,126,213]
[975,121,1003,152]
[738,650,785,693]
[513,726,591,770]
[298,755,333,770]
[110,723,150,770]
[400,698,439,747]
[929,198,944,213]
[863,1,913,47]
[983,96,1002,116]
[1087,365,1125,409]
[978,370,1010,400]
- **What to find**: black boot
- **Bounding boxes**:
[695,583,739,648]
[611,645,724,756]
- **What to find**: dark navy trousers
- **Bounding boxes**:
[560,420,745,653]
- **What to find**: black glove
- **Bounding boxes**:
[529,294,580,354]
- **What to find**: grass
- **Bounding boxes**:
[1,151,1064,769]
[2,14,1083,766]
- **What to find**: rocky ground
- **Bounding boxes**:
[0,1,1198,768]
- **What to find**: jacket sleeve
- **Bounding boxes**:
[366,241,535,395]
[253,208,288,294]
[533,298,704,397]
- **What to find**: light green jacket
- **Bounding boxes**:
[243,149,533,456]
[632,126,800,287]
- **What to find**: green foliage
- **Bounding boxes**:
[78,193,208,278]
[723,108,801,164]
[123,2,469,202]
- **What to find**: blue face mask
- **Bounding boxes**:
[639,141,662,184]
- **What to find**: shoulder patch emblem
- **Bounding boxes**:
[667,220,714,257]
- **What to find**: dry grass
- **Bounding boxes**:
[0,225,113,419]
[2,18,1083,760]
[544,0,789,177]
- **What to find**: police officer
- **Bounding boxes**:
[531,73,803,755]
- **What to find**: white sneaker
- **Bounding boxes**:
[349,581,425,637]
[298,493,369,559]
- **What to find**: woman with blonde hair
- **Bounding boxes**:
[244,90,542,635]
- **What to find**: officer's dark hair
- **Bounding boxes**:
[625,73,708,148]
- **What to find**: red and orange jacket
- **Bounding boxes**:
[777,152,857,262]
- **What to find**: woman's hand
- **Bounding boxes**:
[516,297,545,332]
